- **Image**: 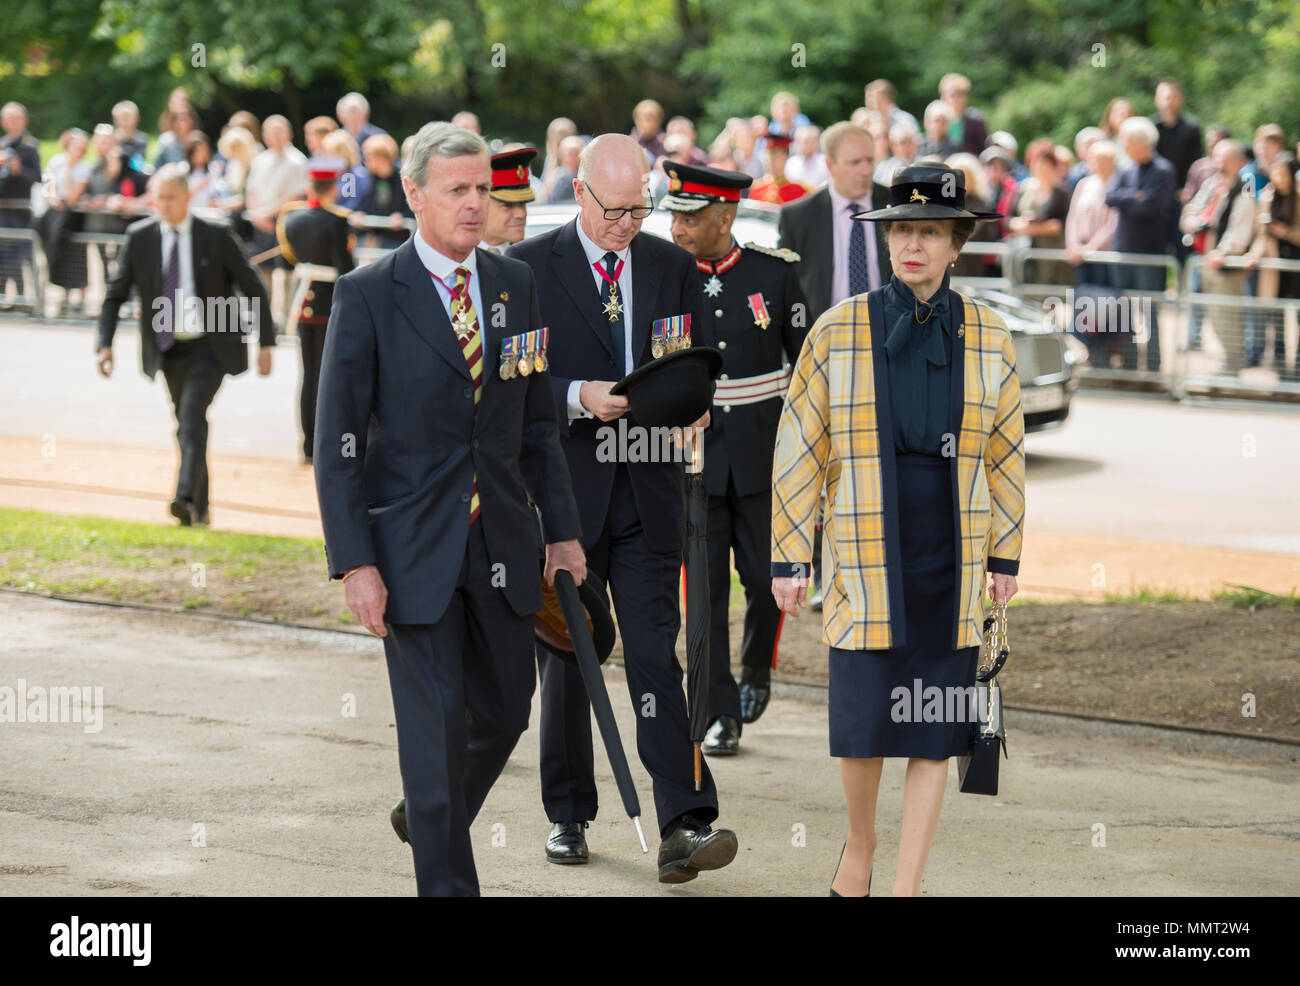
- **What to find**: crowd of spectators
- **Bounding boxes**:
[1,73,1296,377]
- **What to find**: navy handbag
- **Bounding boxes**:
[958,601,1009,795]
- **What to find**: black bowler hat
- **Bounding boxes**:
[535,573,617,665]
[854,164,1002,221]
[660,161,753,213]
[610,346,724,428]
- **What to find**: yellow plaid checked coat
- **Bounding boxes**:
[770,287,1025,650]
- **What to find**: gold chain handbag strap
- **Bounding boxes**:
[978,601,1009,682]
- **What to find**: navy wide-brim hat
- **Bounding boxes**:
[610,346,725,427]
[854,164,1003,222]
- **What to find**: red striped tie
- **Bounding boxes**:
[447,266,482,524]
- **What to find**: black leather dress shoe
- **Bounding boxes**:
[391,799,409,844]
[545,821,589,864]
[169,498,197,526]
[701,715,740,756]
[657,815,738,884]
[738,671,771,724]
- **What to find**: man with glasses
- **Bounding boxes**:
[507,133,739,885]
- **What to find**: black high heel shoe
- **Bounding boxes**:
[829,842,872,897]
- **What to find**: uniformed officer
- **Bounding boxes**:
[662,162,808,753]
[749,133,811,206]
[276,156,356,464]
[480,146,536,252]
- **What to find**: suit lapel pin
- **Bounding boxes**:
[500,291,509,302]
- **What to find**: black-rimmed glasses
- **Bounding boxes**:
[584,184,654,221]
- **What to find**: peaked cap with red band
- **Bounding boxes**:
[489,147,537,203]
[660,161,754,214]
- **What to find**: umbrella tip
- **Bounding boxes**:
[633,816,648,854]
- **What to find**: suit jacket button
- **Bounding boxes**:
[719,373,728,380]
[473,439,480,449]
[718,340,727,349]
[302,306,313,317]
[723,405,732,413]
[305,290,315,300]
[714,308,724,317]
[464,387,472,399]
[461,492,470,502]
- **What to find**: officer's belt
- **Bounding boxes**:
[712,367,792,407]
[287,263,339,335]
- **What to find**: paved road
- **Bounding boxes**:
[2,320,1298,596]
[1,593,1295,897]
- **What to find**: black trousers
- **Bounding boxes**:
[383,518,535,896]
[537,463,719,835]
[160,337,224,516]
[298,323,327,460]
[706,478,783,727]
[1112,263,1165,372]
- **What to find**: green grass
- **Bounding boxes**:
[4,506,1298,625]
[1216,584,1300,613]
[0,506,324,595]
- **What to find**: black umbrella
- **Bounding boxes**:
[552,569,647,853]
[682,431,710,791]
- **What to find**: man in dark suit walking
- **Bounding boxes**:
[778,122,892,323]
[95,163,275,526]
[507,133,738,884]
[314,122,585,897]
[777,122,892,610]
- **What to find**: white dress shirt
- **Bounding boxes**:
[159,214,203,340]
[828,182,881,306]
[566,220,633,421]
[413,229,485,336]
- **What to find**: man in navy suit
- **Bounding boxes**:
[96,163,275,527]
[507,133,738,884]
[314,122,585,896]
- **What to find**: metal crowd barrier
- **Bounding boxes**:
[1176,255,1300,398]
[4,203,1299,402]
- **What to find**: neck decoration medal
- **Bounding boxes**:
[452,304,474,341]
[703,274,722,298]
[595,257,625,321]
[747,292,771,330]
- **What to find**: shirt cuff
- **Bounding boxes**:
[987,556,1020,576]
[771,561,811,580]
[567,379,593,423]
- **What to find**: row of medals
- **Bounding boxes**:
[500,345,547,379]
[651,333,690,359]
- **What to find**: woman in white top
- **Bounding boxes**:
[40,128,92,312]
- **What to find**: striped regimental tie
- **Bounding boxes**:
[446,265,483,523]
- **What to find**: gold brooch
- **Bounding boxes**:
[500,291,509,302]
[910,188,929,204]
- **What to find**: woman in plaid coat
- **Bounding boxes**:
[770,165,1025,896]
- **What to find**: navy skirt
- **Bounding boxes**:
[828,452,979,760]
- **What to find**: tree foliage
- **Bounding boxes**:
[2,0,1297,154]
